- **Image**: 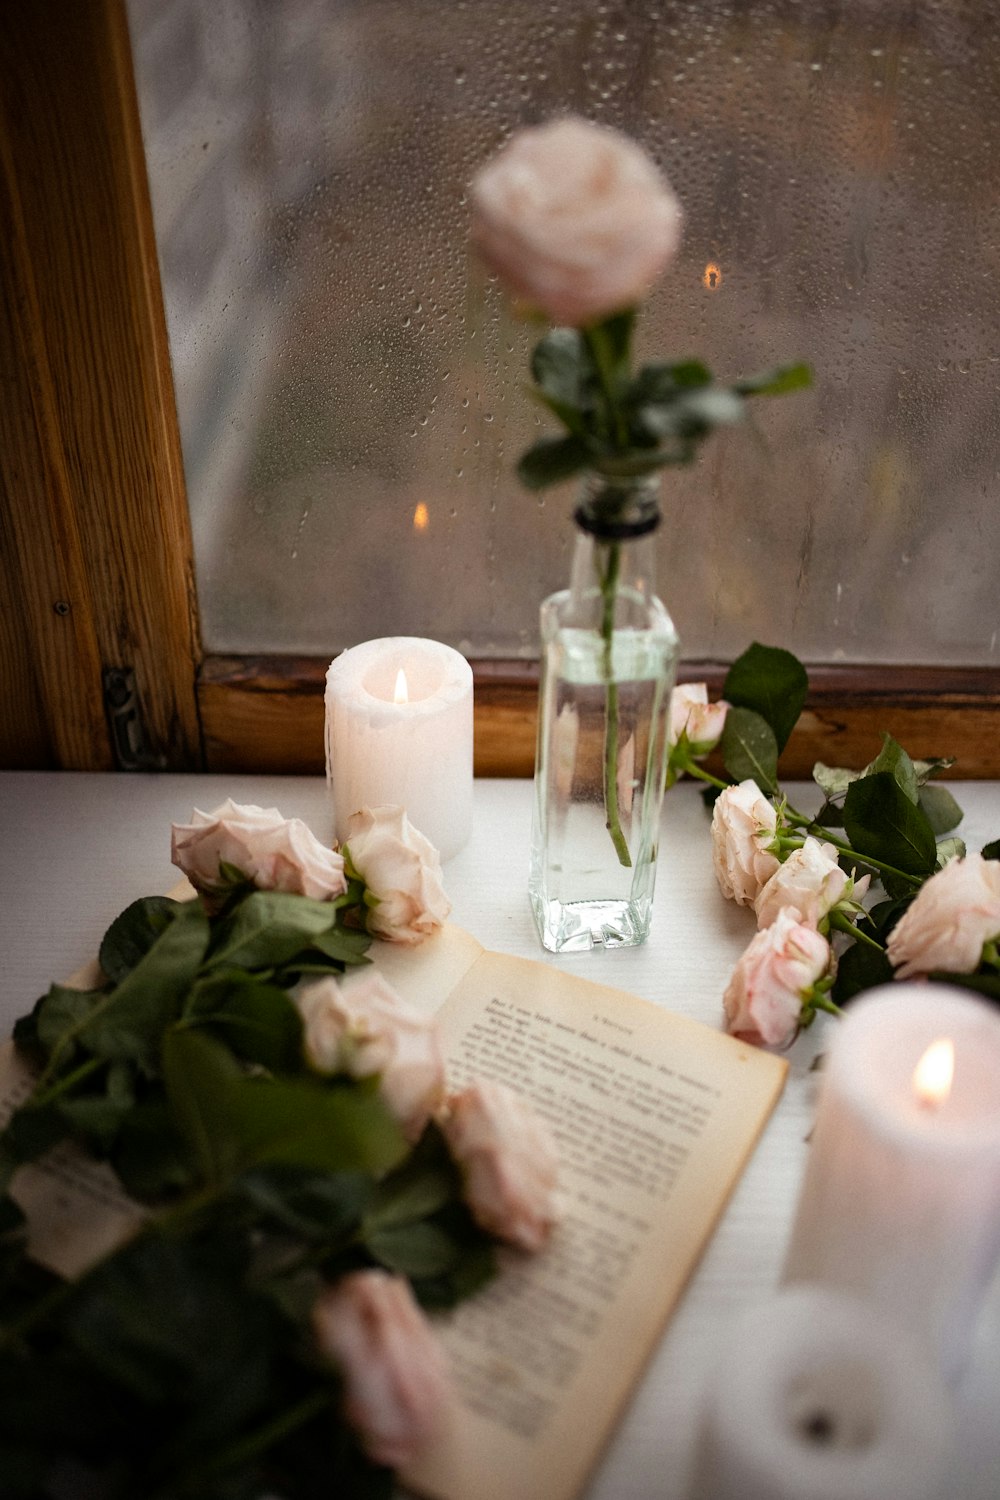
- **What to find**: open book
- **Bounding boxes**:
[0,924,786,1500]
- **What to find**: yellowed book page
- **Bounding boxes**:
[404,950,787,1500]
[0,1041,147,1279]
[363,924,485,1020]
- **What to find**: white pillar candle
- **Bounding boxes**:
[325,637,473,862]
[783,983,1000,1382]
[690,1287,954,1500]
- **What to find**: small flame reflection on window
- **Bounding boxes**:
[703,262,723,291]
[413,502,430,531]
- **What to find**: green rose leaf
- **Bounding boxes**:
[204,891,339,973]
[185,971,305,1073]
[735,362,812,396]
[35,984,108,1062]
[832,936,895,1005]
[723,642,808,753]
[812,762,855,802]
[982,839,1000,861]
[935,836,966,867]
[80,900,210,1077]
[516,435,592,490]
[366,1220,462,1279]
[918,784,965,837]
[530,327,589,410]
[926,971,1000,1001]
[164,1030,406,1188]
[720,706,779,794]
[843,771,938,877]
[99,896,180,985]
[236,1165,371,1243]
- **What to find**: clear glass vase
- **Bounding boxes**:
[529,474,680,953]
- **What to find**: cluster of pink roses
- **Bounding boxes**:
[711,778,869,1048]
[300,969,560,1466]
[170,797,561,1469]
[171,797,451,944]
[706,766,1000,1050]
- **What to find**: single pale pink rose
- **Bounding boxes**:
[312,1270,449,1468]
[711,780,781,906]
[754,836,870,930]
[669,683,729,754]
[439,1080,560,1252]
[344,806,451,945]
[723,907,832,1048]
[887,852,1000,980]
[470,116,683,326]
[170,798,347,901]
[295,972,445,1141]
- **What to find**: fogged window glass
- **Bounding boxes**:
[128,0,1000,666]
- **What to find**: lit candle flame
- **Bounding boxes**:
[913,1037,955,1110]
[703,261,722,291]
[413,502,429,531]
[393,668,409,705]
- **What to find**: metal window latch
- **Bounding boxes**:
[102,667,167,771]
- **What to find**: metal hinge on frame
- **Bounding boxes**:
[102,667,168,771]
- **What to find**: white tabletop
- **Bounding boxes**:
[1,772,998,1498]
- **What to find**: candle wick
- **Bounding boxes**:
[800,1409,837,1446]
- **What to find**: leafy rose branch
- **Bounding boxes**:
[470,116,810,866]
[0,803,560,1498]
[667,643,1000,1046]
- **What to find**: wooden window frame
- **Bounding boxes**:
[2,1,998,780]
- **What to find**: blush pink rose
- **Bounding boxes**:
[711,780,781,906]
[295,972,445,1141]
[439,1080,560,1252]
[344,806,451,946]
[887,852,1000,980]
[470,116,683,326]
[754,836,870,930]
[669,683,728,754]
[723,907,832,1048]
[312,1270,449,1468]
[170,798,346,901]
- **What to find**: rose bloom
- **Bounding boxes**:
[470,115,683,326]
[723,907,832,1049]
[345,806,451,945]
[669,683,728,754]
[295,971,445,1141]
[439,1079,560,1253]
[711,779,781,906]
[312,1270,449,1469]
[754,836,870,930]
[171,798,346,901]
[887,852,1000,980]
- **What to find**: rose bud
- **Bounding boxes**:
[754,836,869,931]
[668,683,728,755]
